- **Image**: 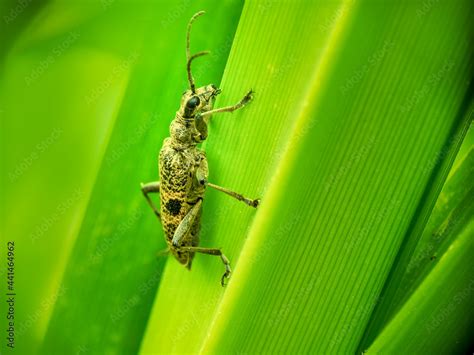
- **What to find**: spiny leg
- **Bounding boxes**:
[199,90,253,118]
[180,246,231,286]
[207,182,260,208]
[140,181,161,220]
[171,199,202,246]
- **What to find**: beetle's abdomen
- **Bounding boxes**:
[158,140,206,265]
[159,143,193,237]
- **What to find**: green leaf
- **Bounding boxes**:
[388,131,474,319]
[140,0,351,353]
[141,0,472,353]
[1,2,147,354]
[365,135,474,353]
[367,165,474,353]
[39,2,244,353]
[2,0,472,354]
[360,95,473,349]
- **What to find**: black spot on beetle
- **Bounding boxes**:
[165,199,182,216]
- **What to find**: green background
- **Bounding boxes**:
[1,0,472,354]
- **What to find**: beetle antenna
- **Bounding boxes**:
[187,11,209,93]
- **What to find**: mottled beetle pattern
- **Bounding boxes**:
[141,11,259,286]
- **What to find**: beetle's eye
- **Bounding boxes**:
[186,96,200,109]
[210,84,217,90]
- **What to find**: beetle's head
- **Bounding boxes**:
[180,84,221,118]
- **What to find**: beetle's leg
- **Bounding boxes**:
[199,90,253,118]
[140,181,161,221]
[180,246,231,286]
[171,199,202,247]
[207,182,260,208]
[157,247,170,257]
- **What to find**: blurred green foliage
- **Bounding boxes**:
[1,0,472,354]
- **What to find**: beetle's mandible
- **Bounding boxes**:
[141,11,259,286]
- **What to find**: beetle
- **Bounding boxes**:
[141,11,259,286]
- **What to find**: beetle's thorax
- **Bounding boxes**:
[168,112,201,149]
[169,84,219,148]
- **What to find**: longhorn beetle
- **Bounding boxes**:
[141,11,259,286]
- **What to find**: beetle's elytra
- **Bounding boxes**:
[141,11,259,286]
